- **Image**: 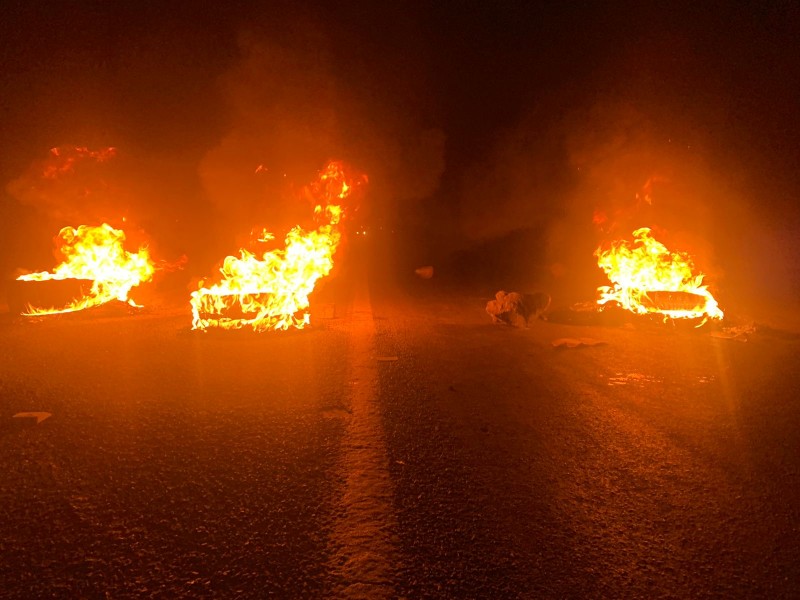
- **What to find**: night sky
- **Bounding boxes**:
[1,1,798,312]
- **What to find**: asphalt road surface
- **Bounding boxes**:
[1,244,798,599]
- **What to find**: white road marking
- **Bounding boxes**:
[327,276,400,598]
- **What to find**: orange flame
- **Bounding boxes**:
[16,224,156,315]
[595,227,723,322]
[42,146,117,179]
[190,161,365,332]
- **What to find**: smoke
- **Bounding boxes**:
[2,3,796,321]
[197,11,445,263]
[7,147,127,224]
[3,145,202,281]
[451,10,800,318]
[1,5,447,297]
[552,99,730,296]
[551,68,800,317]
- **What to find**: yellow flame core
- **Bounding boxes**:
[595,227,723,322]
[16,223,155,315]
[190,161,361,332]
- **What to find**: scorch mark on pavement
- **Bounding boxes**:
[327,275,400,598]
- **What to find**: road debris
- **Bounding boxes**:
[710,322,756,342]
[414,266,434,279]
[486,291,551,328]
[12,412,53,424]
[551,337,608,349]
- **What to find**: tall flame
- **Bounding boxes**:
[17,223,156,315]
[596,227,723,322]
[190,160,365,332]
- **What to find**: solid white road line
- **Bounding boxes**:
[327,275,400,599]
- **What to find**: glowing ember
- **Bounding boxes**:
[16,224,156,315]
[595,227,723,322]
[191,161,365,332]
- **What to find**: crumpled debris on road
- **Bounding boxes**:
[551,337,608,349]
[486,290,551,328]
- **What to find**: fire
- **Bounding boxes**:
[596,227,723,322]
[42,146,117,179]
[190,160,365,332]
[16,224,156,315]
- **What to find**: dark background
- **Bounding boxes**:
[1,1,798,318]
